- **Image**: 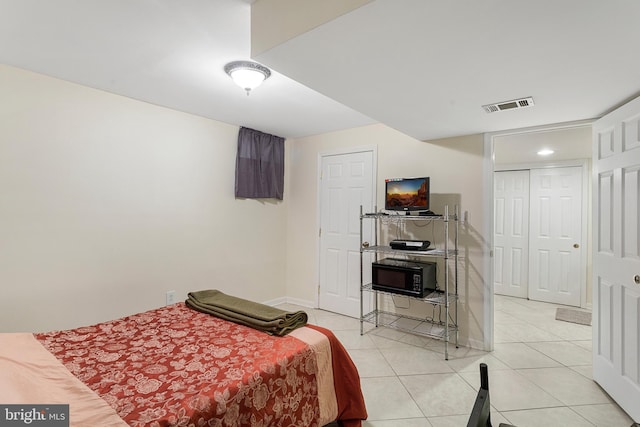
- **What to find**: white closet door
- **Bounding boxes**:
[528,167,583,306]
[593,95,640,422]
[319,150,375,318]
[494,170,530,299]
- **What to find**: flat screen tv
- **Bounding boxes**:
[385,177,430,212]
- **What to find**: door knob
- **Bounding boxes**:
[573,243,580,248]
[362,241,370,248]
[634,275,640,285]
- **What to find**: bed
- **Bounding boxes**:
[0,301,367,427]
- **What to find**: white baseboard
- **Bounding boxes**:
[284,296,316,308]
[263,296,315,309]
[262,296,287,307]
[463,337,488,351]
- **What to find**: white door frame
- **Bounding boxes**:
[316,145,377,309]
[483,120,593,351]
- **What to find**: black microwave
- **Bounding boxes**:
[371,258,437,298]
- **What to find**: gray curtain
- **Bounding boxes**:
[235,127,284,200]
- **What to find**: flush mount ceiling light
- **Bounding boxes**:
[224,60,271,95]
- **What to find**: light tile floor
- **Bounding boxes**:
[280,295,635,427]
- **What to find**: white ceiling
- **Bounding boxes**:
[0,0,375,139]
[257,0,640,141]
[2,0,640,141]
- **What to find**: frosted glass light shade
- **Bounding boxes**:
[537,149,554,156]
[230,69,266,90]
[224,61,271,95]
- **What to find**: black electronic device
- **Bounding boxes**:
[372,258,437,297]
[390,239,431,251]
[467,363,491,427]
[384,177,430,213]
[466,364,518,427]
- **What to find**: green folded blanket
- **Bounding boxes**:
[185,289,308,336]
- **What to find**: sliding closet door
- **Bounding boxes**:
[494,171,530,298]
[528,166,584,306]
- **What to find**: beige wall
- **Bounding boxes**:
[252,0,372,56]
[286,124,488,348]
[0,65,288,332]
[0,65,489,347]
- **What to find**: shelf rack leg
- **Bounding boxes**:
[444,205,449,360]
[455,204,459,349]
[359,205,364,336]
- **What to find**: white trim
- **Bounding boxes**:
[483,120,593,352]
[287,297,316,308]
[482,133,494,351]
[263,296,316,308]
[316,145,378,309]
[318,145,378,157]
[495,158,590,172]
[263,296,288,307]
[486,118,594,138]
[579,160,590,309]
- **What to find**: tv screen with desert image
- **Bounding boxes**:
[385,177,429,211]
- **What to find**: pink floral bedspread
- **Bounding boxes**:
[36,303,324,427]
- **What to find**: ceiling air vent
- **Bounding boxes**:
[482,97,534,113]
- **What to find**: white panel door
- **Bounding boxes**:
[494,170,530,299]
[528,167,583,306]
[319,150,374,318]
[593,95,640,423]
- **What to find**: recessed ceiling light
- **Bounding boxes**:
[537,149,554,156]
